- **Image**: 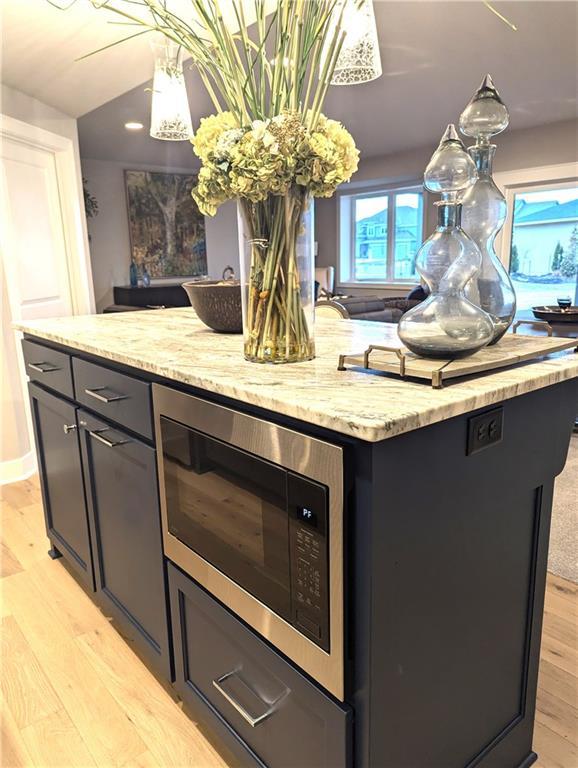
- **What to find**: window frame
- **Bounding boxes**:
[338,182,426,289]
[494,163,578,270]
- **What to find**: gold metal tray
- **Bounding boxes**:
[338,321,578,388]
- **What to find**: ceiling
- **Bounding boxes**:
[0,0,270,117]
[2,1,577,164]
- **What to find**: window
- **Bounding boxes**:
[508,184,578,310]
[339,188,424,285]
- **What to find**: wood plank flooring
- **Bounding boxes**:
[1,476,577,768]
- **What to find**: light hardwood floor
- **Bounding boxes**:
[1,476,577,768]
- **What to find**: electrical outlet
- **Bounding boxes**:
[467,407,503,455]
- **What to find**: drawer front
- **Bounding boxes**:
[168,564,351,768]
[22,339,74,399]
[73,358,152,439]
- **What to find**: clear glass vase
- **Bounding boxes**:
[398,202,494,358]
[461,144,516,343]
[238,189,315,364]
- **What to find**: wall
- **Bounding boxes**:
[81,158,239,312]
[1,258,34,482]
[318,118,578,297]
[0,85,91,483]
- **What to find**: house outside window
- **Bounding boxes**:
[508,186,578,310]
[339,187,424,285]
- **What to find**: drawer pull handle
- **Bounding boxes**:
[212,669,287,728]
[63,424,77,434]
[84,387,128,403]
[88,428,129,448]
[28,362,60,373]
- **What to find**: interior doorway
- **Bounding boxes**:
[0,115,94,484]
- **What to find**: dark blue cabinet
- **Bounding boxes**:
[28,383,94,589]
[79,409,172,681]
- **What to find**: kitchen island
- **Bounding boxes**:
[16,308,578,768]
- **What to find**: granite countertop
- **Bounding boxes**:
[16,308,578,443]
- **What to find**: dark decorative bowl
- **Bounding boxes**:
[182,280,243,333]
[532,305,578,323]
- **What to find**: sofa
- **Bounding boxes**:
[316,287,426,323]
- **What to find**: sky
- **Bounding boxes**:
[355,192,420,221]
[516,187,578,205]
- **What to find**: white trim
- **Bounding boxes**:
[493,162,578,270]
[0,114,95,315]
[0,451,36,486]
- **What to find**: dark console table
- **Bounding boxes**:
[103,283,191,313]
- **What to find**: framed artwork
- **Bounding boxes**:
[125,170,207,278]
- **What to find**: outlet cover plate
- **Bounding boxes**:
[467,406,504,455]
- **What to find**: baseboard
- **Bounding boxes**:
[0,450,36,486]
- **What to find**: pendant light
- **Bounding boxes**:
[330,0,382,85]
[150,39,194,141]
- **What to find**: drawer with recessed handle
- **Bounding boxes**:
[168,563,351,768]
[22,339,74,399]
[73,357,152,440]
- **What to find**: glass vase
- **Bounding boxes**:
[398,202,494,358]
[238,189,315,364]
[461,144,516,343]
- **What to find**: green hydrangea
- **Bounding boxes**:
[191,111,359,216]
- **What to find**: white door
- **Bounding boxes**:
[1,137,75,319]
[0,116,93,484]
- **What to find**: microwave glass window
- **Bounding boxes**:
[161,417,291,620]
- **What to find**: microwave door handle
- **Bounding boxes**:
[212,670,288,728]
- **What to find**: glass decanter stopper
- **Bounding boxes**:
[398,126,494,359]
[459,75,517,343]
[459,74,509,146]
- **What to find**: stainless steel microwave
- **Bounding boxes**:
[153,384,344,700]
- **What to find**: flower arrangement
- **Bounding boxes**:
[191,108,358,360]
[192,110,358,215]
[71,0,363,361]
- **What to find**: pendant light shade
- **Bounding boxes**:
[150,41,194,141]
[330,0,382,85]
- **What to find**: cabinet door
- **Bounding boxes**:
[28,383,94,589]
[78,410,172,680]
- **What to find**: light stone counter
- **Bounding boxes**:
[16,308,578,442]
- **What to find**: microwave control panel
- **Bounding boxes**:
[288,472,330,652]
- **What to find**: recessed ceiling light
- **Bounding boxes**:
[124,122,144,131]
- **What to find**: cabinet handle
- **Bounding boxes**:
[88,428,129,448]
[84,387,127,403]
[63,424,77,434]
[212,669,287,728]
[28,362,60,373]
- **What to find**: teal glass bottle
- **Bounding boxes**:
[129,259,138,288]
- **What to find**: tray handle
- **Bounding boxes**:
[512,320,553,336]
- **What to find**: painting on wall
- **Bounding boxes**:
[125,170,207,278]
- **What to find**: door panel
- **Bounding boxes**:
[28,383,93,588]
[1,138,73,320]
[79,410,172,680]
